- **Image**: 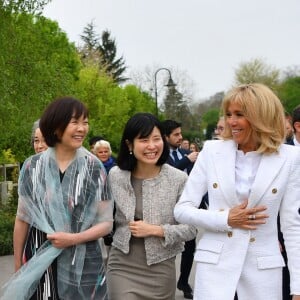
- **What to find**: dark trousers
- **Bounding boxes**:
[178,238,196,285]
[282,250,292,300]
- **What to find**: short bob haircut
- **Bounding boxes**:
[221,83,285,154]
[94,140,112,155]
[117,113,169,171]
[39,96,89,147]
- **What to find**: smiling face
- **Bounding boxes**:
[226,102,257,153]
[95,146,110,162]
[57,114,89,152]
[130,126,164,167]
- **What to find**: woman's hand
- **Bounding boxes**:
[228,200,269,230]
[292,296,300,300]
[129,220,164,238]
[47,232,75,249]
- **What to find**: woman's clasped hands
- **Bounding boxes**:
[129,220,164,238]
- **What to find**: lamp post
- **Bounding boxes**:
[154,68,176,116]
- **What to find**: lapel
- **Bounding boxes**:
[212,141,240,207]
[248,151,286,207]
[212,141,287,208]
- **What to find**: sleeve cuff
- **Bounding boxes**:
[216,210,232,232]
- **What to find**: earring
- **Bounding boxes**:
[129,150,133,155]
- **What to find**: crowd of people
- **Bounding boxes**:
[1,83,300,300]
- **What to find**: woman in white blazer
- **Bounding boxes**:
[174,83,300,300]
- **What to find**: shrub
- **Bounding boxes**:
[0,208,14,255]
[0,189,17,256]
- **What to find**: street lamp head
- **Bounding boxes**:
[154,67,176,116]
[165,77,176,88]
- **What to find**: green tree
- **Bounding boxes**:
[201,108,220,140]
[80,21,99,50]
[163,85,199,134]
[277,76,300,113]
[97,30,127,84]
[75,66,156,152]
[0,10,80,161]
[79,23,127,84]
[79,21,102,66]
[164,86,186,120]
[234,58,280,89]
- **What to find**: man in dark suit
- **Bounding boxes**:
[162,120,198,174]
[162,120,198,299]
[285,114,294,144]
[287,105,300,146]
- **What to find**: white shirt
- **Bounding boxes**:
[169,148,183,161]
[293,136,300,147]
[169,148,188,173]
[235,150,262,202]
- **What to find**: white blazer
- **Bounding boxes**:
[174,140,300,300]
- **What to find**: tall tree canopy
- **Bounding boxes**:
[164,86,185,120]
[75,65,156,152]
[163,85,198,133]
[234,58,280,89]
[97,30,127,84]
[79,22,127,84]
[0,0,51,14]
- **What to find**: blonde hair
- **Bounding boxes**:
[221,83,285,154]
[93,140,112,155]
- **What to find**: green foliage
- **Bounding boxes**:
[98,30,127,84]
[0,189,18,255]
[201,108,221,140]
[0,211,14,255]
[123,85,155,115]
[277,76,300,113]
[201,108,220,124]
[163,86,191,122]
[0,150,19,183]
[0,149,17,164]
[234,58,280,90]
[0,10,80,161]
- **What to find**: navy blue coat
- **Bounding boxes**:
[166,148,194,175]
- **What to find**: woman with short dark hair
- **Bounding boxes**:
[4,97,113,300]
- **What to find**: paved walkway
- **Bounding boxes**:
[0,254,195,299]
[0,255,14,288]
